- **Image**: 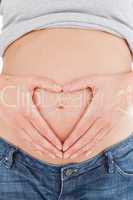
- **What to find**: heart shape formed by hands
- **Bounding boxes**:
[33,87,93,143]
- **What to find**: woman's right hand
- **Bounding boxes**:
[0,75,63,159]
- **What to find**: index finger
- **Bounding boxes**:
[63,76,100,92]
[25,100,63,150]
[63,93,101,151]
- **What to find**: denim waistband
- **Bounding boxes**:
[0,132,133,177]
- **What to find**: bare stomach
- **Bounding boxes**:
[1,28,133,165]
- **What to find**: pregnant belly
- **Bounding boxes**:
[2,28,133,165]
[31,88,133,165]
[33,88,92,142]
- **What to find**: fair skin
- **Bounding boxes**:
[1,72,133,162]
[1,28,133,164]
[0,75,63,159]
[63,72,133,158]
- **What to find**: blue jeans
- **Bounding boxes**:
[0,133,133,200]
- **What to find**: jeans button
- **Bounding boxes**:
[64,168,79,177]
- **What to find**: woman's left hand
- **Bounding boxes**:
[62,72,133,159]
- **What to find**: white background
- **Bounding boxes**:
[0,16,132,73]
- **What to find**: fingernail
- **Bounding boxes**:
[57,143,63,150]
[55,139,62,150]
[63,144,68,151]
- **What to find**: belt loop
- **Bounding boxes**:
[104,151,115,174]
[3,147,17,169]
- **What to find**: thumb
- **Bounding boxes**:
[29,76,62,92]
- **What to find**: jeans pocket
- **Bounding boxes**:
[0,139,30,183]
[114,146,133,178]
